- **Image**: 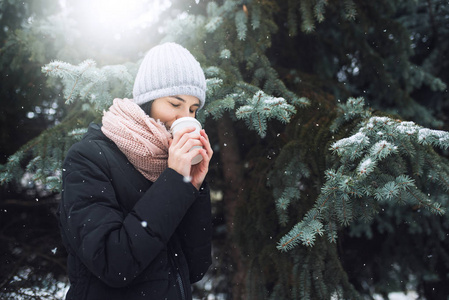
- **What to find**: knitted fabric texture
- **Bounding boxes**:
[132,42,206,109]
[101,98,172,182]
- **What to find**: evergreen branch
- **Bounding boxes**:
[66,72,83,103]
[287,0,299,36]
[437,174,449,191]
[327,222,338,243]
[277,98,449,252]
[314,0,327,23]
[42,60,133,111]
[299,0,315,32]
[421,148,449,191]
[278,227,304,251]
[338,193,353,226]
[406,187,445,215]
[43,59,97,103]
[343,0,357,19]
[235,90,297,137]
[81,80,101,100]
[418,128,449,149]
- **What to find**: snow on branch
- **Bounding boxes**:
[418,128,449,149]
[236,90,296,137]
[42,60,134,111]
[276,97,449,252]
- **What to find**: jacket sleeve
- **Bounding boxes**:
[59,140,198,288]
[177,182,212,283]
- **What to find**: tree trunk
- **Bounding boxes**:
[216,113,247,300]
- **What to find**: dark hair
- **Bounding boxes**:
[140,101,153,116]
[140,99,199,118]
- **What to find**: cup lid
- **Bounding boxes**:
[170,117,201,130]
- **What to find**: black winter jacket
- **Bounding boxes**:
[58,123,212,300]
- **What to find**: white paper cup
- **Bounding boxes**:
[170,117,203,165]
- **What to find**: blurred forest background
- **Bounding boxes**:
[1,0,449,299]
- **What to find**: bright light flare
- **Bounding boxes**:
[66,0,171,41]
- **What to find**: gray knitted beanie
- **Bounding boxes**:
[132,43,206,109]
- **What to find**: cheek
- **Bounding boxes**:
[156,110,176,125]
[151,105,167,119]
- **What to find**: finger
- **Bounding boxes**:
[177,132,202,150]
[201,131,213,156]
[187,147,205,162]
[172,130,201,150]
[171,126,197,144]
[200,136,213,159]
[199,148,210,164]
[200,129,210,143]
[180,140,203,154]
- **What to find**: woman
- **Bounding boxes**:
[58,43,213,300]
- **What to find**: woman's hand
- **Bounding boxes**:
[168,127,213,190]
[189,129,213,190]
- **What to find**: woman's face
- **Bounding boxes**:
[150,95,200,129]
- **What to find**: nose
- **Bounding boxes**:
[176,107,194,120]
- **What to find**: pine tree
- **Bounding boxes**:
[1,0,449,299]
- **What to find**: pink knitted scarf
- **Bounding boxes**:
[101,98,172,182]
